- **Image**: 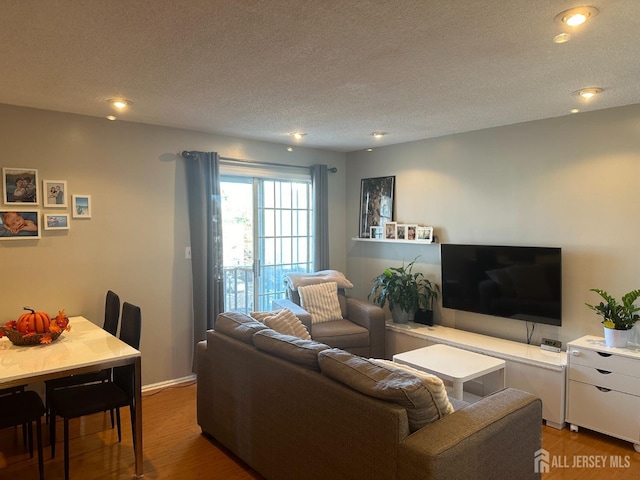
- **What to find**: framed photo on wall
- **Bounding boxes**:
[43,180,68,208]
[72,194,92,218]
[44,213,70,230]
[370,226,383,239]
[0,210,41,239]
[406,224,417,240]
[2,167,39,205]
[396,224,407,240]
[359,175,395,238]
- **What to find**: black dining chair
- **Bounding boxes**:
[0,388,45,480]
[49,301,141,480]
[45,290,121,423]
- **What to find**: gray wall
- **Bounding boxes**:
[346,104,640,347]
[0,104,347,386]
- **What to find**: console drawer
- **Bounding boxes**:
[567,380,640,443]
[569,363,640,396]
[568,347,640,376]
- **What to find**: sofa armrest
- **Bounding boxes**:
[397,388,542,480]
[345,297,386,358]
[272,298,312,332]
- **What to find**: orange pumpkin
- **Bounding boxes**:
[17,307,51,333]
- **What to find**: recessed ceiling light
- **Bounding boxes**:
[575,87,603,99]
[108,98,132,109]
[287,147,293,152]
[554,6,599,27]
[106,115,117,121]
[290,132,307,140]
[371,131,387,139]
[553,33,571,44]
[366,148,373,152]
[570,109,580,114]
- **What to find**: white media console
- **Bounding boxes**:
[385,321,567,429]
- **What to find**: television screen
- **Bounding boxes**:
[441,244,562,326]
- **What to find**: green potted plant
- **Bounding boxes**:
[369,258,440,324]
[585,288,640,347]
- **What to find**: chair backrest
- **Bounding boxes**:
[120,302,142,350]
[114,302,142,398]
[104,290,120,336]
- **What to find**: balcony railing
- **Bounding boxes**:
[223,266,254,314]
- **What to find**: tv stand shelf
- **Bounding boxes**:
[385,321,567,428]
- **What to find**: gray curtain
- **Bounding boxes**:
[182,151,224,371]
[312,164,329,270]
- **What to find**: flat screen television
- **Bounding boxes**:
[441,244,562,326]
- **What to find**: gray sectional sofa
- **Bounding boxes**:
[197,312,542,480]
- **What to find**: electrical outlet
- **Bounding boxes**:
[185,247,191,259]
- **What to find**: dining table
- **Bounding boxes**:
[0,315,143,478]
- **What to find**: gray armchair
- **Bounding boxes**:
[273,285,385,358]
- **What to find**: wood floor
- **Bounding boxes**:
[1,382,638,479]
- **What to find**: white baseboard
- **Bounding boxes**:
[142,374,196,393]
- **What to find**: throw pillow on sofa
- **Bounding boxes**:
[318,349,451,432]
[214,311,269,344]
[250,308,311,340]
[370,358,454,416]
[298,281,343,324]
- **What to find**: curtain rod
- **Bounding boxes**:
[181,151,336,173]
[221,157,337,173]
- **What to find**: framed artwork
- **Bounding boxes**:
[2,167,39,205]
[44,213,70,230]
[406,224,418,240]
[0,210,41,239]
[384,221,397,239]
[370,226,383,239]
[396,224,407,240]
[72,194,92,218]
[43,180,68,208]
[416,226,434,243]
[359,176,395,238]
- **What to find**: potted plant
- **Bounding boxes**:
[369,258,440,324]
[585,288,640,347]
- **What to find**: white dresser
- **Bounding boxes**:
[566,335,640,452]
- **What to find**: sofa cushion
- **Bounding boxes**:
[311,319,369,348]
[253,329,330,371]
[298,281,343,324]
[250,308,312,340]
[318,349,448,432]
[370,359,454,416]
[214,311,269,344]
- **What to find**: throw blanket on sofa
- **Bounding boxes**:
[284,270,354,291]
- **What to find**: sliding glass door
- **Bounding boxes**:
[221,174,313,313]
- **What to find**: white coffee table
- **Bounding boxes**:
[392,344,506,400]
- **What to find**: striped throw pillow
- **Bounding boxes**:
[298,281,343,324]
[250,308,311,340]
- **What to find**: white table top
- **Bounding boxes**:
[0,316,140,387]
[393,344,506,382]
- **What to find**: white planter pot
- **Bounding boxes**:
[391,305,414,324]
[603,327,630,348]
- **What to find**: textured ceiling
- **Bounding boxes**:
[1,0,638,152]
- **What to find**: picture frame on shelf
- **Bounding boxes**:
[416,226,434,243]
[396,224,407,240]
[42,180,68,208]
[370,226,383,239]
[0,210,41,240]
[358,175,395,238]
[384,221,397,239]
[72,194,92,218]
[2,167,39,205]
[43,213,70,230]
[406,224,417,240]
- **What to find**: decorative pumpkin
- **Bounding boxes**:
[17,307,51,334]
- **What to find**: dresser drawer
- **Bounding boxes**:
[569,364,640,396]
[567,380,640,443]
[568,347,640,376]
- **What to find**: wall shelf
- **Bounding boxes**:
[351,237,438,245]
